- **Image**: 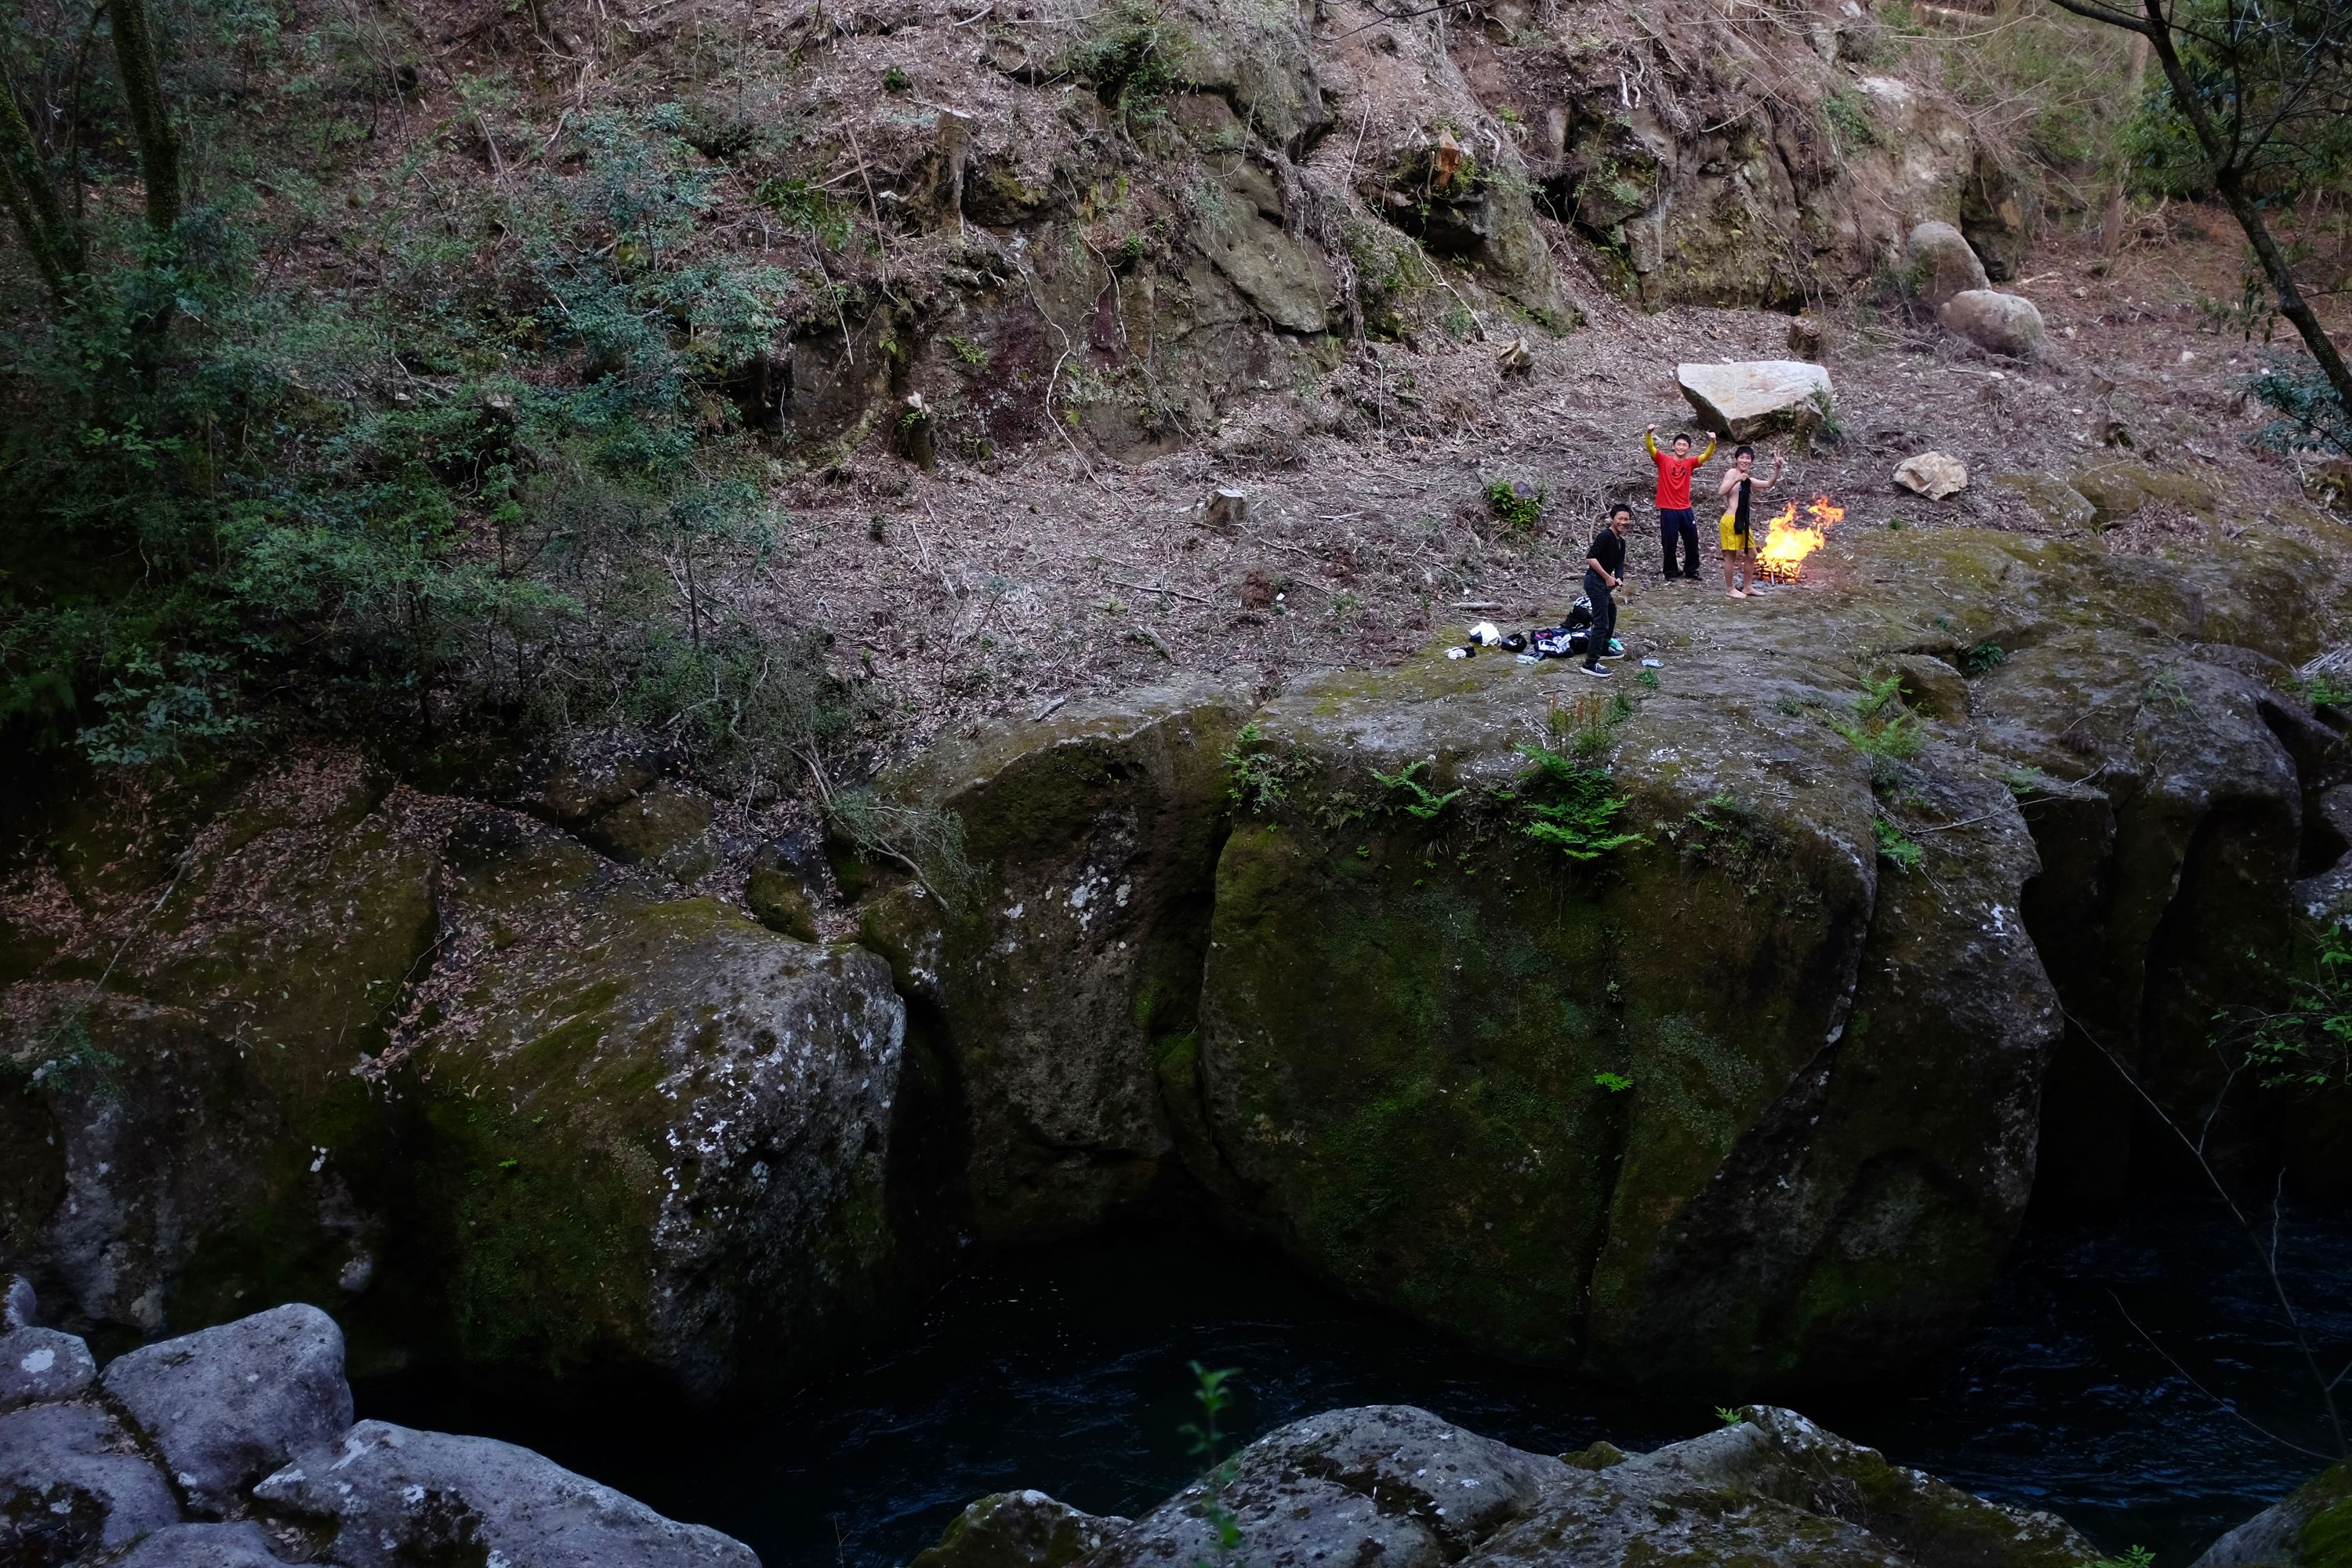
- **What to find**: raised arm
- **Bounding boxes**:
[1749,455,1787,491]
[1643,426,1660,459]
[1693,436,1718,465]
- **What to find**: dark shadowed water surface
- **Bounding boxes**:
[359,1200,2352,1568]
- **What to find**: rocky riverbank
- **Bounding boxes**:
[0,1285,757,1566]
[909,1401,2110,1568]
[4,515,2350,1402]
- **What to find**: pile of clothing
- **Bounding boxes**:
[1450,601,1622,662]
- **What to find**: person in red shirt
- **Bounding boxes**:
[1644,424,1718,582]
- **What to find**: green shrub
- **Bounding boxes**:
[1484,479,1547,531]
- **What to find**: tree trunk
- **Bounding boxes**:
[105,0,180,237]
[2100,31,2150,256]
[2140,0,2352,415]
[0,85,82,298]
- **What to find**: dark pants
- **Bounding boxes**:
[1658,508,1698,578]
[1582,570,1617,666]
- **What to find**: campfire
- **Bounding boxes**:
[1755,495,1847,583]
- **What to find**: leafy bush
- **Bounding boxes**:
[1483,478,1547,532]
[1225,720,1305,813]
[2248,360,2352,455]
[2238,920,2352,1089]
[0,69,850,794]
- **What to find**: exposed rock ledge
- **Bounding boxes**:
[0,1286,754,1568]
[912,1402,2101,1568]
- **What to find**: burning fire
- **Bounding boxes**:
[1755,495,1847,582]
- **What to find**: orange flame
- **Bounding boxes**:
[1756,495,1847,580]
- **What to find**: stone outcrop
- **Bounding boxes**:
[0,1402,181,1563]
[1940,289,2046,358]
[0,1324,94,1412]
[255,1421,760,1568]
[913,1403,2098,1568]
[1676,360,1833,441]
[0,1294,759,1568]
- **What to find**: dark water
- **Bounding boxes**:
[359,1200,2352,1568]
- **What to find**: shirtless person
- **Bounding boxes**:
[1644,424,1716,582]
[1715,445,1784,598]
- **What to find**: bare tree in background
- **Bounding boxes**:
[2042,0,2351,412]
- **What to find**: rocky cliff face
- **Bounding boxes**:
[719,0,2023,459]
[2,518,2346,1399]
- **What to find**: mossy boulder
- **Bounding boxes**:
[859,679,1250,1242]
[0,754,436,1353]
[0,757,918,1396]
[395,809,909,1394]
[1176,522,2332,1388]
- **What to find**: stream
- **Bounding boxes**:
[359,1197,2352,1568]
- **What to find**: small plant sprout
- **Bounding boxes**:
[1874,815,1924,874]
[1179,1361,1241,1461]
[1715,1406,1747,1426]
[1592,1071,1633,1093]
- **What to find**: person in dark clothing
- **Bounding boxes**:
[1582,504,1632,676]
[1644,424,1716,582]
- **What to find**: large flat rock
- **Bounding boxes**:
[1676,359,1833,441]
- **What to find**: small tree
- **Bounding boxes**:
[2042,0,2352,418]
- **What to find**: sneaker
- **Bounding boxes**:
[1581,662,1612,677]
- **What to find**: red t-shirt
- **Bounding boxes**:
[1647,434,1715,510]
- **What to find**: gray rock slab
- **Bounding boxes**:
[253,1420,760,1568]
[118,1521,301,1566]
[102,1302,353,1515]
[0,1402,183,1562]
[0,1326,96,1412]
[2,1275,34,1330]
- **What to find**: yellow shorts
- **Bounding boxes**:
[1719,513,1748,553]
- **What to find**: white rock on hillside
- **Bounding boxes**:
[1676,361,1833,441]
[1893,452,1969,499]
